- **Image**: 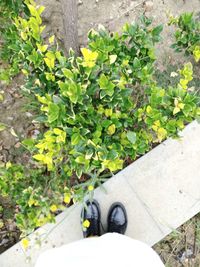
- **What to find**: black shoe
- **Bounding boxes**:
[81,199,101,238]
[107,202,128,234]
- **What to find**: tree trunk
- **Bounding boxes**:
[60,0,79,55]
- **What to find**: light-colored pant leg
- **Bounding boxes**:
[35,233,164,267]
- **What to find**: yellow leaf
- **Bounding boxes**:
[152,120,160,131]
[44,51,55,69]
[81,48,98,68]
[107,124,116,135]
[179,79,188,90]
[88,185,94,191]
[21,238,29,250]
[33,154,45,161]
[49,35,55,44]
[44,58,55,69]
[157,127,167,142]
[82,219,90,228]
[28,198,38,207]
[50,204,58,212]
[64,194,71,204]
[38,6,45,15]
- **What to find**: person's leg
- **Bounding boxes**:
[35,200,165,267]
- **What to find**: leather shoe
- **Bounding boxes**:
[81,199,101,238]
[107,202,127,234]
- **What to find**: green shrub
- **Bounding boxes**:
[0,2,200,237]
[170,12,200,62]
[0,0,29,82]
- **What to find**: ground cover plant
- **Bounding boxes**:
[0,0,200,248]
[170,12,200,63]
[0,0,29,83]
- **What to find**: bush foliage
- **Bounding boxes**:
[170,12,200,62]
[0,2,200,236]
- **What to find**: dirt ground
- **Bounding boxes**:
[1,0,200,265]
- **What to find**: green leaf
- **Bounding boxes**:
[99,74,108,89]
[22,138,35,148]
[48,103,59,123]
[0,123,6,132]
[102,158,123,172]
[71,133,81,146]
[152,25,163,36]
[127,131,137,144]
[133,57,141,68]
[98,74,115,96]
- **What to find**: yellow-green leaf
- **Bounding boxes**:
[62,68,73,79]
[36,43,48,53]
[146,105,152,114]
[81,48,98,68]
[157,128,167,142]
[49,35,55,44]
[20,31,27,41]
[0,123,6,132]
[193,45,200,62]
[105,109,112,117]
[173,107,180,115]
[107,124,116,135]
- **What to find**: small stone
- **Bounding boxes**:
[78,0,83,5]
[7,116,14,121]
[25,112,33,118]
[14,93,21,98]
[30,129,40,139]
[144,1,153,12]
[95,0,99,3]
[14,142,21,148]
